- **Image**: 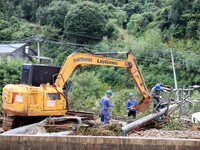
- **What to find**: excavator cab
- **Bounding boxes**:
[20,64,61,86]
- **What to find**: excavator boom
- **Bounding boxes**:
[55,52,152,112]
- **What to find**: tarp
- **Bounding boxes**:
[1,116,82,135]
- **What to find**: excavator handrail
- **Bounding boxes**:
[55,52,152,112]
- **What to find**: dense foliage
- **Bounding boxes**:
[0,0,199,116]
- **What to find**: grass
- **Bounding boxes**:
[162,120,182,130]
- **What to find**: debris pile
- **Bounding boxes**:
[72,122,123,136]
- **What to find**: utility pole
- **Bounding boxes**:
[171,49,178,118]
[171,49,178,100]
[37,35,40,63]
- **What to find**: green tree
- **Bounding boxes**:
[127,12,153,36]
[64,2,107,42]
[0,58,30,95]
[106,19,120,39]
[36,1,70,29]
[101,4,127,27]
[69,71,111,110]
[122,3,142,22]
[186,21,198,38]
[168,0,185,24]
[21,0,38,21]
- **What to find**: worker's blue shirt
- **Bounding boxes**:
[126,99,137,111]
[100,96,114,110]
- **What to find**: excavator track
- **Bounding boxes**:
[2,116,47,131]
[3,116,18,131]
[2,112,95,131]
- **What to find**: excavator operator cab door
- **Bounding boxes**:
[43,88,66,111]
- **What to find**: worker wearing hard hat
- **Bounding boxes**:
[100,90,115,124]
[151,84,166,112]
[126,93,138,119]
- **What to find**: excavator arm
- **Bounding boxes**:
[55,52,152,112]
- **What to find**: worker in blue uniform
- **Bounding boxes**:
[100,90,115,124]
[151,84,166,112]
[126,93,137,119]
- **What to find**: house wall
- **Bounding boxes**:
[11,46,37,60]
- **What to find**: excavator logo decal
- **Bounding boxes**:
[97,59,118,65]
[73,57,93,63]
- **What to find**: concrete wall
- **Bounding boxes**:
[0,135,199,150]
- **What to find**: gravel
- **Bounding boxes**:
[128,129,200,139]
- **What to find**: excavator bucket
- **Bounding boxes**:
[131,97,152,112]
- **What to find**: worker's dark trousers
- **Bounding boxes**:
[101,109,109,124]
[128,111,136,119]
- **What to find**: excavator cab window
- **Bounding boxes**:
[47,93,61,100]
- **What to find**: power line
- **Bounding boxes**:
[42,39,170,53]
[1,35,199,56]
[0,35,36,43]
[42,38,200,55]
[64,31,103,40]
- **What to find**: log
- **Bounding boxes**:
[122,104,178,134]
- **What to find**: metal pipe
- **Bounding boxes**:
[122,104,178,134]
[94,52,128,55]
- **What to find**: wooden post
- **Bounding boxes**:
[187,87,191,116]
[179,85,185,117]
[165,87,173,116]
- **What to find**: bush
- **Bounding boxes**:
[162,120,182,130]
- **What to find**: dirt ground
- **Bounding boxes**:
[128,129,200,139]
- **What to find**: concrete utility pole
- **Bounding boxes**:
[171,49,178,101]
[171,49,177,90]
[122,104,178,134]
[37,35,41,63]
[37,36,40,64]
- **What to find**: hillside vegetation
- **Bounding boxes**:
[0,0,199,115]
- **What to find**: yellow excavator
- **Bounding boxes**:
[2,51,152,130]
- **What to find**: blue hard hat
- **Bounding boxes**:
[129,93,134,97]
[155,84,161,90]
[107,90,112,95]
